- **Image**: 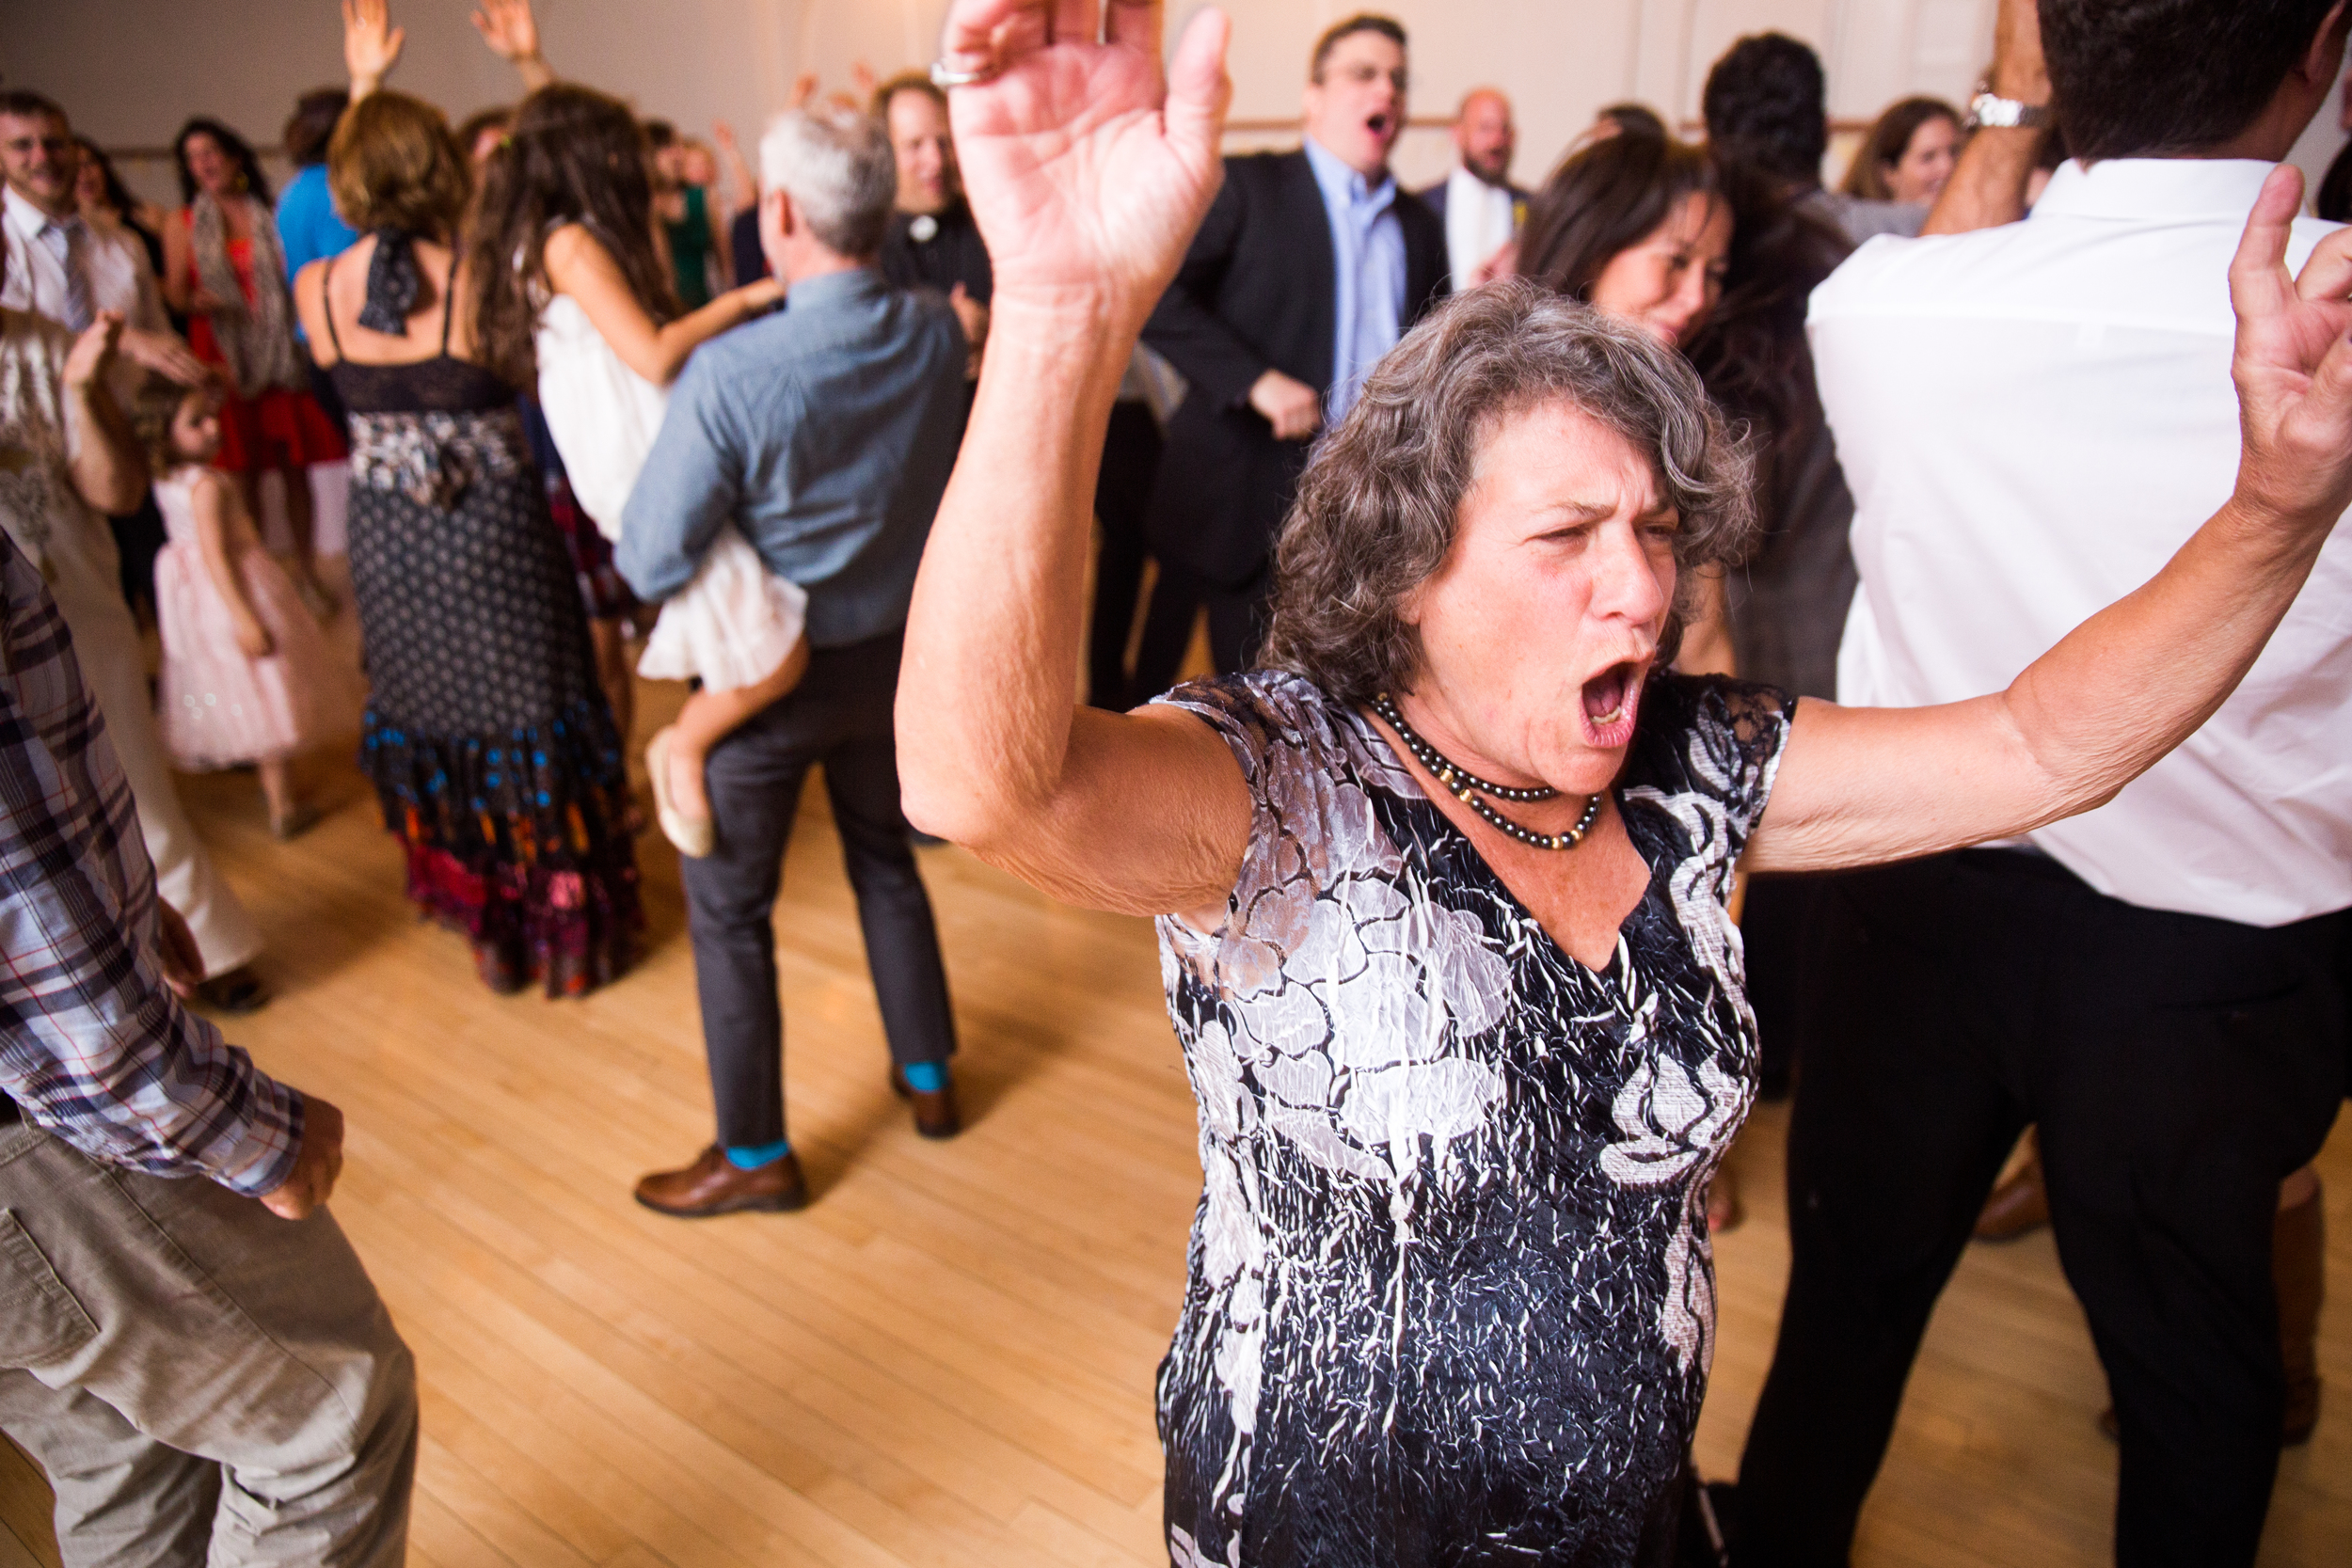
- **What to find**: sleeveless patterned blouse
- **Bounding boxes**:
[1150,669,1794,1567]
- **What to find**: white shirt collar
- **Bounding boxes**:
[1,186,54,244]
[2031,158,2282,222]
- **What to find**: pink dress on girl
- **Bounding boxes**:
[152,467,350,768]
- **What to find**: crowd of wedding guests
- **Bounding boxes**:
[2,0,2347,1562]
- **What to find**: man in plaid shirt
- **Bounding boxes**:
[0,304,414,1564]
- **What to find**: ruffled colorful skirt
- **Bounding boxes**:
[344,406,641,995]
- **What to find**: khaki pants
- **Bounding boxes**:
[0,1122,415,1567]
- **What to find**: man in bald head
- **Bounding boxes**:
[1420,87,1529,285]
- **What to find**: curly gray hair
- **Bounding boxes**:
[1259,277,1756,701]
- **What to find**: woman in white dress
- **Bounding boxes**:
[469,82,807,857]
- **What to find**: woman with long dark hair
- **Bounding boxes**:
[469,83,798,859]
[161,117,345,611]
[294,89,642,996]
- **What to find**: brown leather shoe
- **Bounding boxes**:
[1974,1150,2050,1242]
[633,1146,807,1217]
[889,1066,961,1139]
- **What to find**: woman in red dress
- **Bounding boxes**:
[160,118,344,611]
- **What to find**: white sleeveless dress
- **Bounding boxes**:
[532,292,805,690]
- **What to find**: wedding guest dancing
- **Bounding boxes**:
[619,104,968,1215]
[162,117,344,612]
[0,525,416,1568]
[894,3,2352,1560]
[0,131,271,1012]
[1736,1,2352,1560]
[294,89,641,996]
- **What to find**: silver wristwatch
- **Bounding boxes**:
[1967,89,2054,131]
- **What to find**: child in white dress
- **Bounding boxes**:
[470,84,803,857]
[146,387,351,837]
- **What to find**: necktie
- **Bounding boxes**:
[40,219,93,333]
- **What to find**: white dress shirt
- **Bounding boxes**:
[1,186,171,406]
[1441,166,1517,287]
[1812,158,2352,927]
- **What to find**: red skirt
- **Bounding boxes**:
[212,385,348,472]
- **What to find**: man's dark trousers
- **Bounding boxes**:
[682,631,956,1148]
[1734,849,2347,1568]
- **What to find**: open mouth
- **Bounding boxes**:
[1366,111,1393,139]
[1580,661,1641,747]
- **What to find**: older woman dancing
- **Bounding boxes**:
[896,4,2352,1562]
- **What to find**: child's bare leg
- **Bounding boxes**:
[662,641,810,822]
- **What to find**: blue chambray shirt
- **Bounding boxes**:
[1302,135,1406,421]
[616,268,967,647]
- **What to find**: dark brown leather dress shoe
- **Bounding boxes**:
[633,1146,807,1217]
[889,1066,961,1139]
[1974,1154,2050,1241]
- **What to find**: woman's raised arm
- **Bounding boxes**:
[1749,165,2352,872]
[896,0,1252,919]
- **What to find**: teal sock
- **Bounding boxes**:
[900,1060,948,1094]
[725,1138,791,1170]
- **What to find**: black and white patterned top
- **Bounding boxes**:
[1151,669,1795,1567]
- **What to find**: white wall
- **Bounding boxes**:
[2,0,2010,203]
[3,0,2337,207]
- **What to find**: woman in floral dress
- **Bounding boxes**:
[894,4,2352,1561]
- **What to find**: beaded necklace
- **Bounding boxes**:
[1371,693,1604,851]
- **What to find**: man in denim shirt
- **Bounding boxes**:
[619,105,968,1216]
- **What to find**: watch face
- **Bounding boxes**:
[910,214,939,244]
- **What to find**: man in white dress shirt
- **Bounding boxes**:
[0,89,268,1008]
[1733,4,2351,1566]
[1418,88,1528,287]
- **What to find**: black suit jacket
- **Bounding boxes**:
[1141,150,1448,587]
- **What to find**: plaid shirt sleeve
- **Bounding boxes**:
[0,531,301,1195]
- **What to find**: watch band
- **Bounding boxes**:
[1967,89,2054,131]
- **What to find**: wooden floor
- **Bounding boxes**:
[3,608,2348,1567]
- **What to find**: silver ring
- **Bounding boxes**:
[930,57,999,90]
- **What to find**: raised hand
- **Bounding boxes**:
[471,0,537,59]
[60,311,123,390]
[342,0,405,100]
[472,0,553,87]
[937,0,1231,324]
[2227,164,2352,530]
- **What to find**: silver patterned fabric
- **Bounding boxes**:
[1151,669,1793,1566]
[347,405,527,511]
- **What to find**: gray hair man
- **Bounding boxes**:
[617,105,972,1215]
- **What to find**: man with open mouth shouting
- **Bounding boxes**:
[1130,11,1446,692]
[898,2,2352,1562]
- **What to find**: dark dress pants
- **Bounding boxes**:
[1087,400,1163,710]
[1130,562,1268,697]
[681,631,957,1149]
[1734,850,2347,1568]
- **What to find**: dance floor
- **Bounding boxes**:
[2,593,2346,1568]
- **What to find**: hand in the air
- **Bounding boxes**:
[2227,165,2352,531]
[936,0,1232,323]
[119,327,210,388]
[60,312,123,391]
[342,0,405,96]
[470,0,540,62]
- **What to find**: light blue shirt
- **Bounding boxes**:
[1302,135,1406,420]
[617,269,968,648]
